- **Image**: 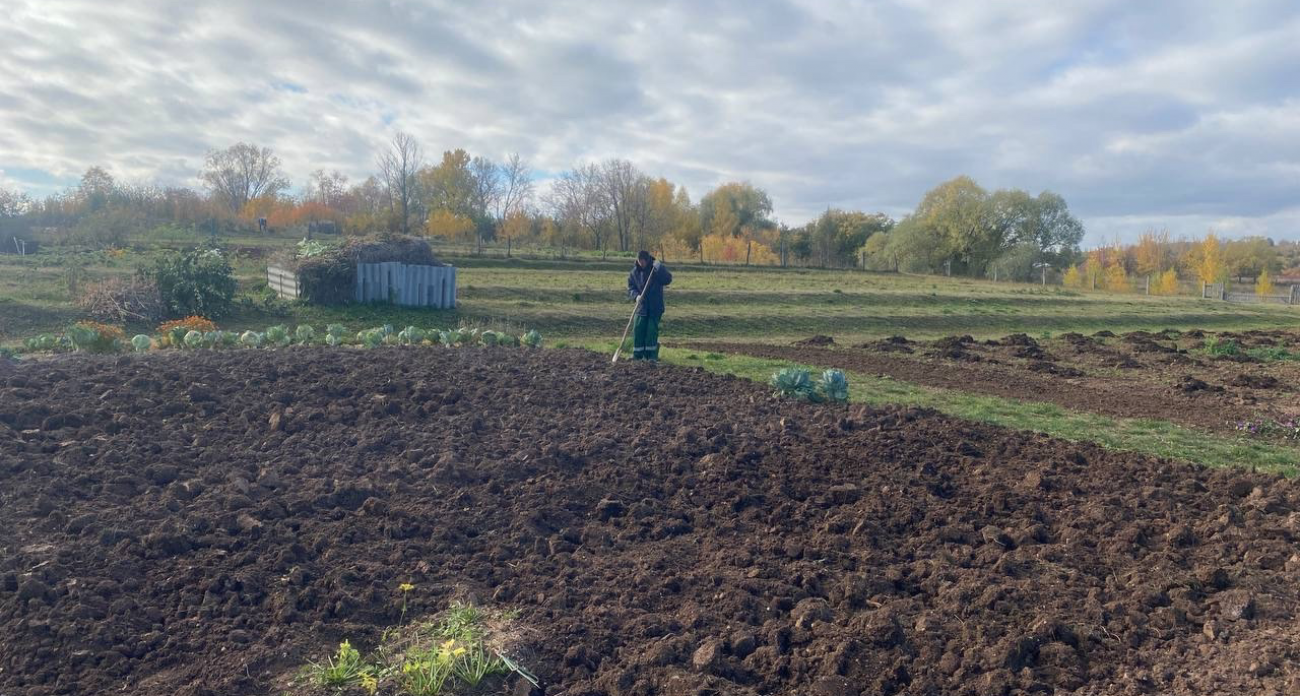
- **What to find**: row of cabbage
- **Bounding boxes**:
[21,321,542,354]
[769,367,850,404]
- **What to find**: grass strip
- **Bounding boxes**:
[645,346,1300,476]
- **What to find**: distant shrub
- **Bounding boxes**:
[70,208,144,248]
[1153,268,1180,296]
[145,244,236,318]
[1256,270,1275,297]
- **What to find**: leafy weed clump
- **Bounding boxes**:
[1202,336,1241,357]
[298,598,536,696]
[1245,346,1299,362]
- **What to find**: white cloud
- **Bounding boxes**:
[0,0,1296,242]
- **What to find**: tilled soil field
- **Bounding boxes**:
[4,348,1300,695]
[686,329,1300,435]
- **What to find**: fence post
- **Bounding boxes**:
[1145,275,1150,295]
[1292,284,1299,305]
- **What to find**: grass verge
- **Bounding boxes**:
[647,346,1300,476]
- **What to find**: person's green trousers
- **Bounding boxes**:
[632,315,661,361]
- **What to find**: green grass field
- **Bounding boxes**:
[5,237,1297,344]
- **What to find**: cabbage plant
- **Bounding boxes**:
[521,330,543,348]
[295,325,316,344]
[265,325,290,346]
[131,334,152,352]
[240,330,263,348]
[184,330,204,349]
[168,325,188,348]
[771,368,816,401]
[67,324,99,352]
[819,369,850,403]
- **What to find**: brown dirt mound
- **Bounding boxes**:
[1231,374,1281,390]
[1001,333,1039,348]
[795,335,835,347]
[1179,376,1225,394]
[5,350,1300,695]
[859,336,914,354]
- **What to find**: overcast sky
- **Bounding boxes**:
[2,0,1297,245]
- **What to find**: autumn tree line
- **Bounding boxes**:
[1,135,1294,284]
[1062,231,1299,297]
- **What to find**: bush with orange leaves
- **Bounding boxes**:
[157,317,217,334]
[157,317,217,347]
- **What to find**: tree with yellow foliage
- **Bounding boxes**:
[425,209,475,241]
[1063,264,1083,288]
[701,233,779,265]
[1257,269,1275,297]
[1195,232,1225,285]
[1153,268,1180,295]
[497,210,533,256]
[1133,229,1168,289]
[1104,262,1130,292]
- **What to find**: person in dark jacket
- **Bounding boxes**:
[627,250,672,361]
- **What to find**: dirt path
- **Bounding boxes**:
[4,349,1300,694]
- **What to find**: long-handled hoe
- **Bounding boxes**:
[612,265,656,363]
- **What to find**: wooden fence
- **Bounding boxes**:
[1204,282,1298,305]
[266,265,301,300]
[355,262,457,308]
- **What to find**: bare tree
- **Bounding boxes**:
[599,159,643,252]
[495,153,535,220]
[547,163,608,252]
[305,169,350,208]
[376,132,423,234]
[468,156,500,251]
[0,185,31,218]
[199,143,290,214]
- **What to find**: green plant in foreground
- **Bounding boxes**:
[183,330,204,349]
[399,582,415,624]
[312,640,375,689]
[770,367,850,404]
[521,329,543,348]
[1203,336,1240,356]
[402,639,463,696]
[265,325,290,347]
[455,643,508,687]
[1246,346,1298,361]
[295,324,316,344]
[25,334,59,352]
[819,369,850,403]
[771,367,816,401]
[433,602,484,641]
[239,330,263,348]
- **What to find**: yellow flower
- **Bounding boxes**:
[399,583,415,592]
[360,672,378,695]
